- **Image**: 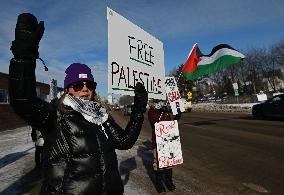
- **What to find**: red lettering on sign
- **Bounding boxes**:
[155,121,177,137]
[155,124,167,137]
[168,91,181,102]
[158,156,183,168]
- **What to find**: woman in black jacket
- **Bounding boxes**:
[9,13,148,195]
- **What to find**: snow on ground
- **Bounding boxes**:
[0,126,35,193]
[192,102,259,113]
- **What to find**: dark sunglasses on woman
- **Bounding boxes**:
[70,81,97,91]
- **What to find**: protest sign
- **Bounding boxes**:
[107,7,166,100]
[155,120,183,168]
[165,77,185,115]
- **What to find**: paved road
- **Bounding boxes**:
[158,111,284,194]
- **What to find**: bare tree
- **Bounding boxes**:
[242,49,264,94]
[272,40,284,65]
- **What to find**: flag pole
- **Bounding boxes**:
[176,70,183,83]
[176,43,198,83]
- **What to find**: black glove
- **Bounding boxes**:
[11,13,44,59]
[132,82,148,113]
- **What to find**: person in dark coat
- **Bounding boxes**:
[31,127,44,168]
[148,100,181,193]
[9,13,148,195]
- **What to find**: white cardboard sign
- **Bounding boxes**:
[155,120,183,168]
[107,7,166,100]
[165,77,185,115]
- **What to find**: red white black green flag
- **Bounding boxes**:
[182,43,245,80]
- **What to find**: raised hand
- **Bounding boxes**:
[11,13,44,59]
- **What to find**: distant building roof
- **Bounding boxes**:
[0,72,50,95]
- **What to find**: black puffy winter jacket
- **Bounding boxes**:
[9,58,144,195]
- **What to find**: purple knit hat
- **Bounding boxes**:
[64,63,95,89]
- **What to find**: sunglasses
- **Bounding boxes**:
[69,81,97,91]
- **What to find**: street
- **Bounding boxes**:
[173,112,284,194]
[118,111,284,194]
[1,111,284,194]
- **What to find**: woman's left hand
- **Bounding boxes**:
[132,82,148,113]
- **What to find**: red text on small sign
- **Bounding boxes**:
[155,121,177,137]
[168,91,180,102]
[158,156,183,167]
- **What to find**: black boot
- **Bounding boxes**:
[154,170,166,193]
[164,169,176,191]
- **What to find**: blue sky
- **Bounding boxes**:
[1,0,284,99]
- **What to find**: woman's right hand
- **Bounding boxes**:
[11,13,44,59]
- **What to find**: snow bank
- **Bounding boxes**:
[192,102,259,113]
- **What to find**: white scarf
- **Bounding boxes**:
[63,94,109,125]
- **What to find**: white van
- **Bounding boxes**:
[180,98,192,112]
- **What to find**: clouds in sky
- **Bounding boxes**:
[0,0,284,98]
[110,0,284,40]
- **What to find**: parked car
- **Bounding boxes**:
[180,98,192,112]
[252,93,284,120]
[123,105,132,116]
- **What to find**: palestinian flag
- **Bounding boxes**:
[182,43,245,80]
